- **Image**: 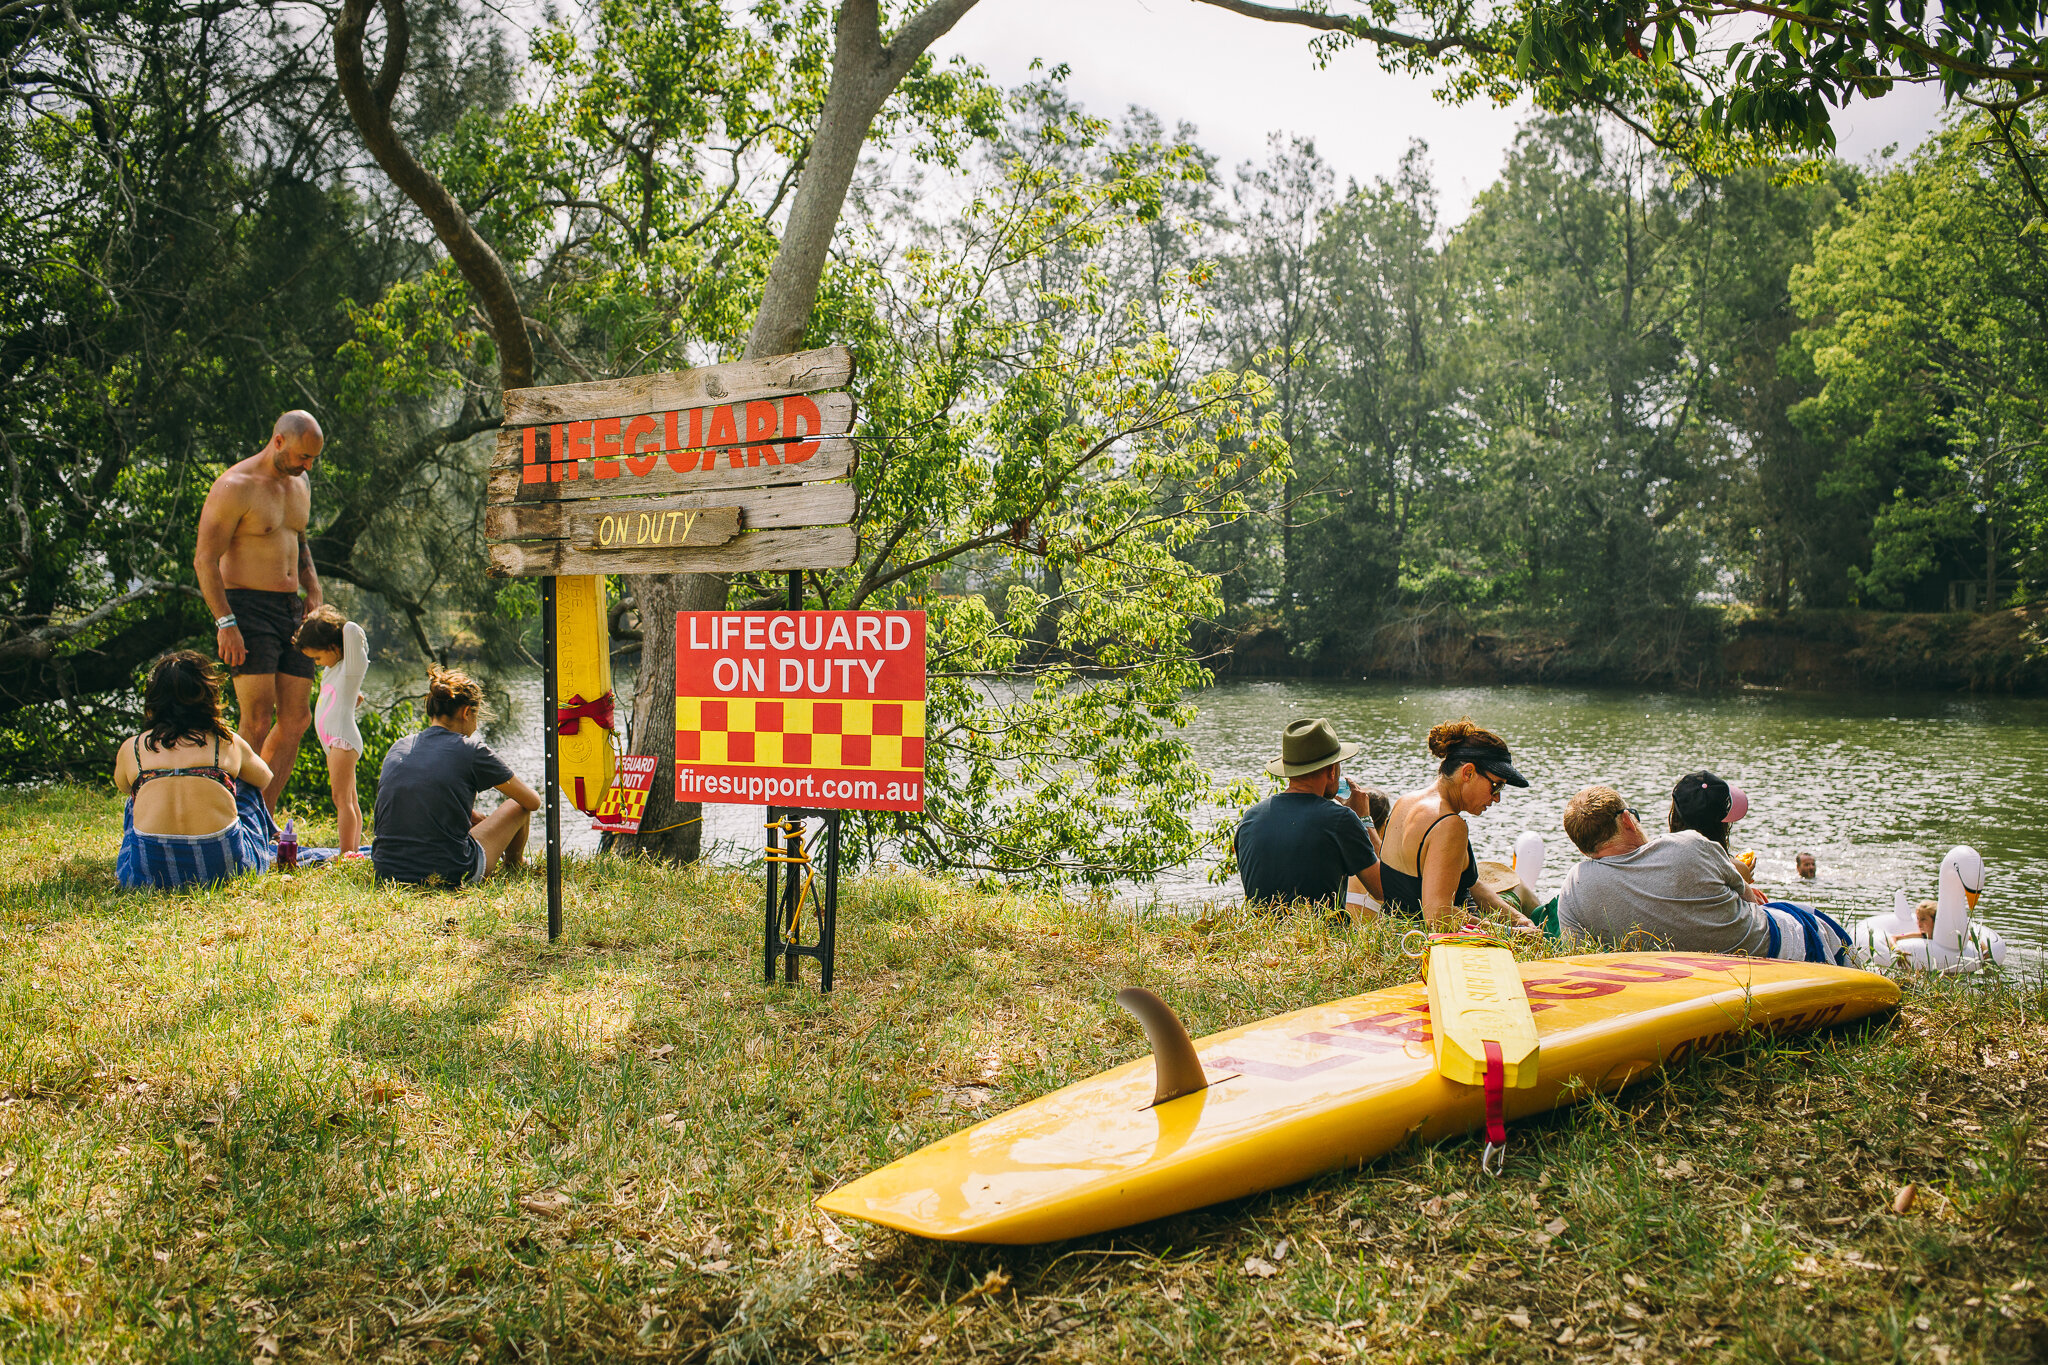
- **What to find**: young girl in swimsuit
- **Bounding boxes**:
[1377,717,1540,933]
[292,606,369,855]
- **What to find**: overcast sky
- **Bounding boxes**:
[930,0,1953,223]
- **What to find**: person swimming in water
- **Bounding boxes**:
[1376,718,1537,933]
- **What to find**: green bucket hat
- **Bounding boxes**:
[1266,717,1362,779]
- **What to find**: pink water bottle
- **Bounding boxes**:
[277,818,298,871]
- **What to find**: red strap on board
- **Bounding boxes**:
[557,691,615,734]
[1482,1038,1507,1146]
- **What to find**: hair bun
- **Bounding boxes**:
[1427,717,1482,758]
[425,665,486,720]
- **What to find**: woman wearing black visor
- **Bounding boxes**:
[1377,717,1539,932]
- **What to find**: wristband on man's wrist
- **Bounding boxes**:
[215,614,237,629]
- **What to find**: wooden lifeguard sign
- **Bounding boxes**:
[486,347,859,944]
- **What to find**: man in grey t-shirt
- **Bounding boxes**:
[1556,785,1772,954]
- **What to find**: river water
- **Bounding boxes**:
[467,671,2048,953]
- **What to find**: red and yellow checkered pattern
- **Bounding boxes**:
[593,781,651,826]
[674,696,926,771]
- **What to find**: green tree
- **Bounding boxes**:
[1793,117,2048,609]
[0,0,514,775]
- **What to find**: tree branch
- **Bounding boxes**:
[1186,0,1496,58]
[334,0,535,389]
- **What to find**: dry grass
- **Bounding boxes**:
[0,783,2043,1362]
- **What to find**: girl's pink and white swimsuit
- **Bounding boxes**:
[315,621,368,752]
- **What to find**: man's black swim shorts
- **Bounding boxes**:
[225,588,317,679]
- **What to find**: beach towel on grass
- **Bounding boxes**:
[117,778,277,891]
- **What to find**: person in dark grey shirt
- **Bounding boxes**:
[372,668,539,886]
[1234,718,1382,911]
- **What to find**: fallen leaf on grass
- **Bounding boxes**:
[1505,1311,1531,1330]
[961,1267,1010,1299]
[366,1083,404,1105]
[648,1044,675,1062]
[517,1190,571,1219]
[903,1086,935,1102]
[1543,1217,1567,1236]
[1243,1256,1279,1278]
[1271,1237,1291,1261]
[1162,1285,1184,1302]
[1556,1326,1577,1345]
[1420,1196,1445,1218]
[253,1331,280,1358]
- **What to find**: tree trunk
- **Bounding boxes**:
[614,0,981,861]
[609,571,728,861]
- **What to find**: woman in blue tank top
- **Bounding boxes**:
[1377,717,1540,933]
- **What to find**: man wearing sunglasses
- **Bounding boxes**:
[1557,785,1847,962]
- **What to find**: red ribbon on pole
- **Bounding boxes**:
[557,691,615,735]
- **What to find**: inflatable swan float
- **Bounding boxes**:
[1853,845,2008,971]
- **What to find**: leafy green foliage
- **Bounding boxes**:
[1793,116,2048,611]
[783,92,1284,885]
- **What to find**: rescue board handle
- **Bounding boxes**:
[1115,987,1211,1107]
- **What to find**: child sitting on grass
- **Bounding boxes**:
[291,605,369,856]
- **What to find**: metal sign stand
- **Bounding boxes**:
[764,807,841,991]
[761,571,841,992]
[541,575,563,942]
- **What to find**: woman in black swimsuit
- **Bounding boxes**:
[1377,717,1539,932]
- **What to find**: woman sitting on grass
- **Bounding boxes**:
[371,667,539,887]
[292,604,369,856]
[114,651,277,890]
[1376,717,1539,934]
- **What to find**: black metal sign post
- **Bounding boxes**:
[541,575,563,943]
[764,807,841,992]
[760,570,841,992]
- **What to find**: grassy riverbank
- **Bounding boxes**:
[1,786,2044,1363]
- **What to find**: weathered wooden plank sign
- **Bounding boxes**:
[486,345,857,578]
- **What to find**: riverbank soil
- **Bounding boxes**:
[1,787,2043,1362]
[1216,605,2048,693]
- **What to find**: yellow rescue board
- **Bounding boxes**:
[1427,943,1540,1088]
[817,953,1898,1245]
[554,575,614,813]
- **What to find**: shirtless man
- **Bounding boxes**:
[194,411,325,811]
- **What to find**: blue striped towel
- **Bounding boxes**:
[117,778,277,891]
[1763,900,1852,966]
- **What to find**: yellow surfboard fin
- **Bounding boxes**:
[1425,942,1540,1090]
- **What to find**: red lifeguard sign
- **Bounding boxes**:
[673,610,926,811]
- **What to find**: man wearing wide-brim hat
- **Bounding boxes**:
[1234,718,1383,912]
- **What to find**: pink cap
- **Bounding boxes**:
[1726,783,1748,823]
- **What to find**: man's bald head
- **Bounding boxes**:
[267,410,323,474]
[274,410,322,444]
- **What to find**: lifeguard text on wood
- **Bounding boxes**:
[485,346,857,578]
